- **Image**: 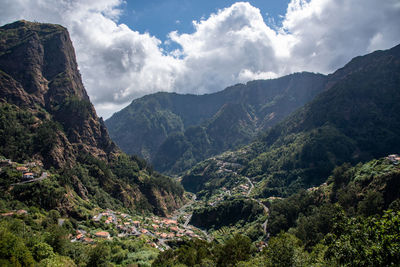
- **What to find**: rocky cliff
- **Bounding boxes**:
[0,20,117,168]
[0,20,184,216]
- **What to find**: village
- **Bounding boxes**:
[0,158,48,184]
[70,209,208,250]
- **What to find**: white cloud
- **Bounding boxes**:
[1,0,400,118]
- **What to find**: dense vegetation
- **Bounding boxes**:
[190,199,264,231]
[182,43,400,198]
[152,158,400,266]
[0,209,159,266]
[0,101,184,217]
[106,72,326,174]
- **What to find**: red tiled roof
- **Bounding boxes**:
[95,231,110,238]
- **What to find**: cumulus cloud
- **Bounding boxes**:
[1,0,400,118]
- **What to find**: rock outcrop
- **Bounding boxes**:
[0,20,117,168]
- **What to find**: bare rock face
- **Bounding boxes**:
[0,20,118,168]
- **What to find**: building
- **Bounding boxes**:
[23,172,34,180]
[16,210,28,215]
[160,233,168,239]
[162,219,178,225]
[387,154,400,164]
[95,231,110,239]
[170,226,179,232]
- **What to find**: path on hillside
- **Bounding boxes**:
[245,177,254,197]
[213,158,270,236]
[174,157,270,243]
[11,172,48,186]
[170,194,212,242]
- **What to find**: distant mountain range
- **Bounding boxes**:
[182,43,400,197]
[106,72,327,174]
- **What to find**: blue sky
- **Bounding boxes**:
[120,0,290,44]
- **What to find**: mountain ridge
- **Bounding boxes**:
[181,43,400,198]
[106,71,327,174]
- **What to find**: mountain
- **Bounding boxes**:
[0,20,184,216]
[181,44,400,197]
[106,72,327,174]
[155,157,400,266]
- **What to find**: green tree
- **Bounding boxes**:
[32,242,55,262]
[325,210,400,266]
[0,228,35,266]
[87,242,112,267]
[216,234,254,267]
[264,232,303,267]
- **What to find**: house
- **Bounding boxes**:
[170,226,179,232]
[76,234,83,240]
[152,224,159,230]
[185,230,194,236]
[23,172,34,180]
[95,231,110,239]
[387,154,400,164]
[160,233,168,239]
[162,219,177,225]
[16,209,28,215]
[1,212,14,216]
[141,229,149,234]
[132,220,140,227]
[167,233,175,238]
[16,166,28,172]
[240,184,249,190]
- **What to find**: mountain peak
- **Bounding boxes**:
[0,20,117,167]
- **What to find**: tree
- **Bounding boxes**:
[33,242,55,262]
[264,232,303,267]
[87,242,111,267]
[216,234,254,267]
[0,228,35,266]
[325,210,400,266]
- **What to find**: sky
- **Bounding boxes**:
[1,0,400,119]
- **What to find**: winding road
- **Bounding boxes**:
[214,159,270,237]
[11,172,48,186]
[245,176,269,235]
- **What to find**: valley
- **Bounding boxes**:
[0,20,399,266]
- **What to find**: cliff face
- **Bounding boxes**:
[0,20,117,168]
[0,20,185,216]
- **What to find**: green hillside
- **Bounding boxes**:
[106,72,326,174]
[182,44,400,198]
